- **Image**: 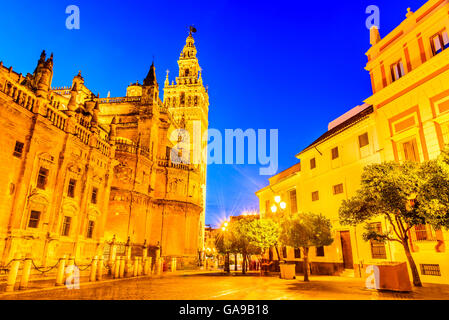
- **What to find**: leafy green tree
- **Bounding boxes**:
[279,213,333,281]
[215,218,280,274]
[339,161,425,286]
[415,148,449,229]
[245,218,279,271]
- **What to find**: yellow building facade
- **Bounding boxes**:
[256,0,449,284]
[0,30,208,268]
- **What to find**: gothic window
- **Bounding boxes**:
[61,216,72,236]
[185,69,190,77]
[87,221,95,239]
[194,96,198,106]
[13,141,24,158]
[91,187,98,204]
[67,179,77,198]
[180,93,185,106]
[28,210,41,228]
[37,167,49,190]
[187,96,192,106]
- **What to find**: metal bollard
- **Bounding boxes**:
[55,255,67,286]
[156,257,162,275]
[171,257,176,272]
[19,254,32,290]
[97,256,104,281]
[144,257,152,276]
[114,257,120,279]
[133,257,138,277]
[90,256,98,282]
[5,254,22,292]
[138,257,143,276]
[119,256,125,278]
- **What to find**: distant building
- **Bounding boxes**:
[257,0,449,284]
[0,30,208,267]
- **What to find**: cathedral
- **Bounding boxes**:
[0,29,208,268]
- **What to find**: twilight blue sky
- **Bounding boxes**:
[0,0,427,227]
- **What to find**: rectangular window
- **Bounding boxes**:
[62,216,72,236]
[420,264,441,276]
[316,246,325,257]
[294,248,301,259]
[36,167,49,190]
[67,179,77,198]
[390,60,405,82]
[87,221,95,239]
[312,191,319,202]
[369,222,387,259]
[331,147,339,160]
[402,139,419,162]
[358,133,369,148]
[282,246,287,259]
[28,210,41,228]
[333,183,344,195]
[289,189,298,214]
[13,141,24,158]
[91,187,98,204]
[413,224,436,241]
[310,158,316,169]
[431,30,449,55]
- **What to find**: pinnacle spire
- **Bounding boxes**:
[143,61,157,86]
[370,26,381,46]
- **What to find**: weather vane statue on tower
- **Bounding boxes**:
[189,25,197,35]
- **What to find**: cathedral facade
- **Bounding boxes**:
[0,30,208,267]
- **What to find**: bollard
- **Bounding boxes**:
[148,257,153,275]
[5,254,22,292]
[90,256,98,282]
[171,257,176,272]
[119,256,125,278]
[125,257,131,277]
[138,257,143,276]
[114,257,120,279]
[133,257,138,277]
[55,255,67,286]
[97,256,104,281]
[19,254,32,290]
[156,257,162,276]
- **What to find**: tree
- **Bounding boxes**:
[339,161,425,286]
[415,148,449,229]
[245,218,279,272]
[279,213,333,281]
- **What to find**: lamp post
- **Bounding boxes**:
[221,221,230,273]
[270,195,287,265]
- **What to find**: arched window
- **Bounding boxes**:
[180,93,185,106]
[185,69,189,77]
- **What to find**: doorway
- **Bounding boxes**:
[340,231,354,269]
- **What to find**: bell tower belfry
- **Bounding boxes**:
[163,27,209,252]
[163,27,209,134]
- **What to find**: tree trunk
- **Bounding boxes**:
[242,254,246,274]
[275,246,281,262]
[225,253,230,273]
[234,254,238,271]
[303,247,309,282]
[402,239,422,287]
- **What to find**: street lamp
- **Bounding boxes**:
[220,220,231,273]
[271,195,287,214]
[269,195,288,265]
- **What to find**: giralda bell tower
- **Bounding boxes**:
[163,26,209,252]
